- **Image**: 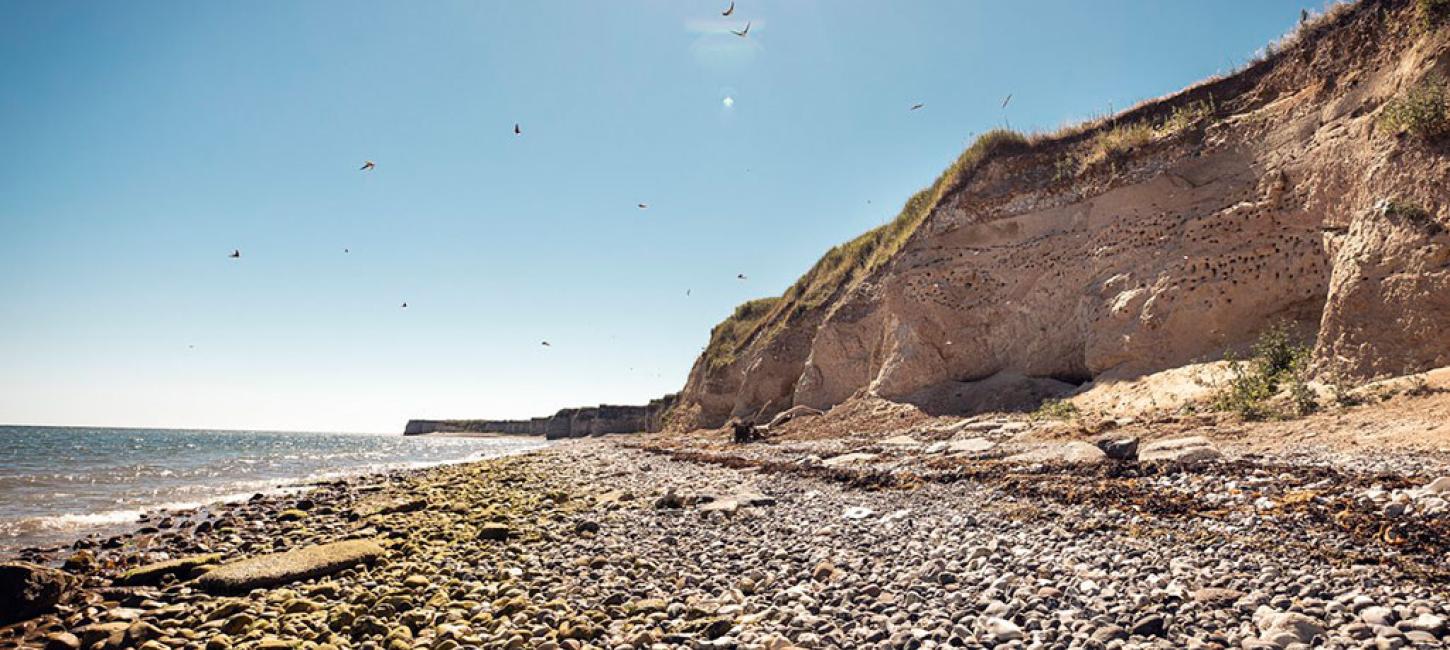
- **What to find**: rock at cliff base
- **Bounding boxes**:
[1139,436,1221,464]
[729,419,762,444]
[115,553,224,586]
[946,437,996,455]
[0,562,79,624]
[1095,436,1140,461]
[1006,441,1106,465]
[196,540,384,595]
[822,452,878,467]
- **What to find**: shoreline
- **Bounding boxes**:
[0,436,549,561]
[2,437,1448,649]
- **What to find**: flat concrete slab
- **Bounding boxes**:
[196,540,384,595]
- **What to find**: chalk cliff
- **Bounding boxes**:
[670,0,1450,430]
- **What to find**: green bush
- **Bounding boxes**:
[1030,398,1079,421]
[1378,73,1449,140]
[1212,323,1317,420]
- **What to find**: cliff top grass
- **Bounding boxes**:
[701,129,1029,372]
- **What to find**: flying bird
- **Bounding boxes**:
[1001,94,1012,108]
[638,203,648,209]
[737,273,747,280]
[401,302,408,308]
[722,1,734,16]
[541,341,551,347]
[344,248,349,253]
[514,123,521,135]
[228,249,240,259]
[731,21,750,37]
[910,103,924,111]
[686,289,691,296]
[360,160,375,171]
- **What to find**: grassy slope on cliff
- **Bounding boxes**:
[695,0,1433,382]
[701,129,1030,372]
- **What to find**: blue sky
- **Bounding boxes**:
[0,1,1327,433]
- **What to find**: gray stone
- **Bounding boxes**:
[1006,441,1106,464]
[947,438,996,455]
[1095,436,1139,461]
[1139,436,1222,464]
[822,452,878,467]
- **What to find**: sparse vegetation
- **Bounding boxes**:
[698,130,1031,370]
[786,129,1029,311]
[1212,323,1317,420]
[1383,198,1445,235]
[1031,398,1079,421]
[1378,73,1449,140]
[1417,0,1450,30]
[1082,122,1155,170]
[1081,99,1214,171]
[702,297,780,371]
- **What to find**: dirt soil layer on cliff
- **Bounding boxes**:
[4,439,1449,649]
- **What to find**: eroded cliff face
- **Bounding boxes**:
[405,394,678,439]
[673,0,1450,430]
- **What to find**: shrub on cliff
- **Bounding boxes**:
[1378,73,1449,140]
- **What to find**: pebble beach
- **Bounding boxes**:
[3,438,1450,650]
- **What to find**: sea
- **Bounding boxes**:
[0,425,546,555]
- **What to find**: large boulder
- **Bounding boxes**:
[1094,435,1139,461]
[196,540,384,595]
[1006,441,1106,465]
[1139,436,1221,464]
[0,562,79,624]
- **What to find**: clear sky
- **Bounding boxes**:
[0,1,1328,433]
